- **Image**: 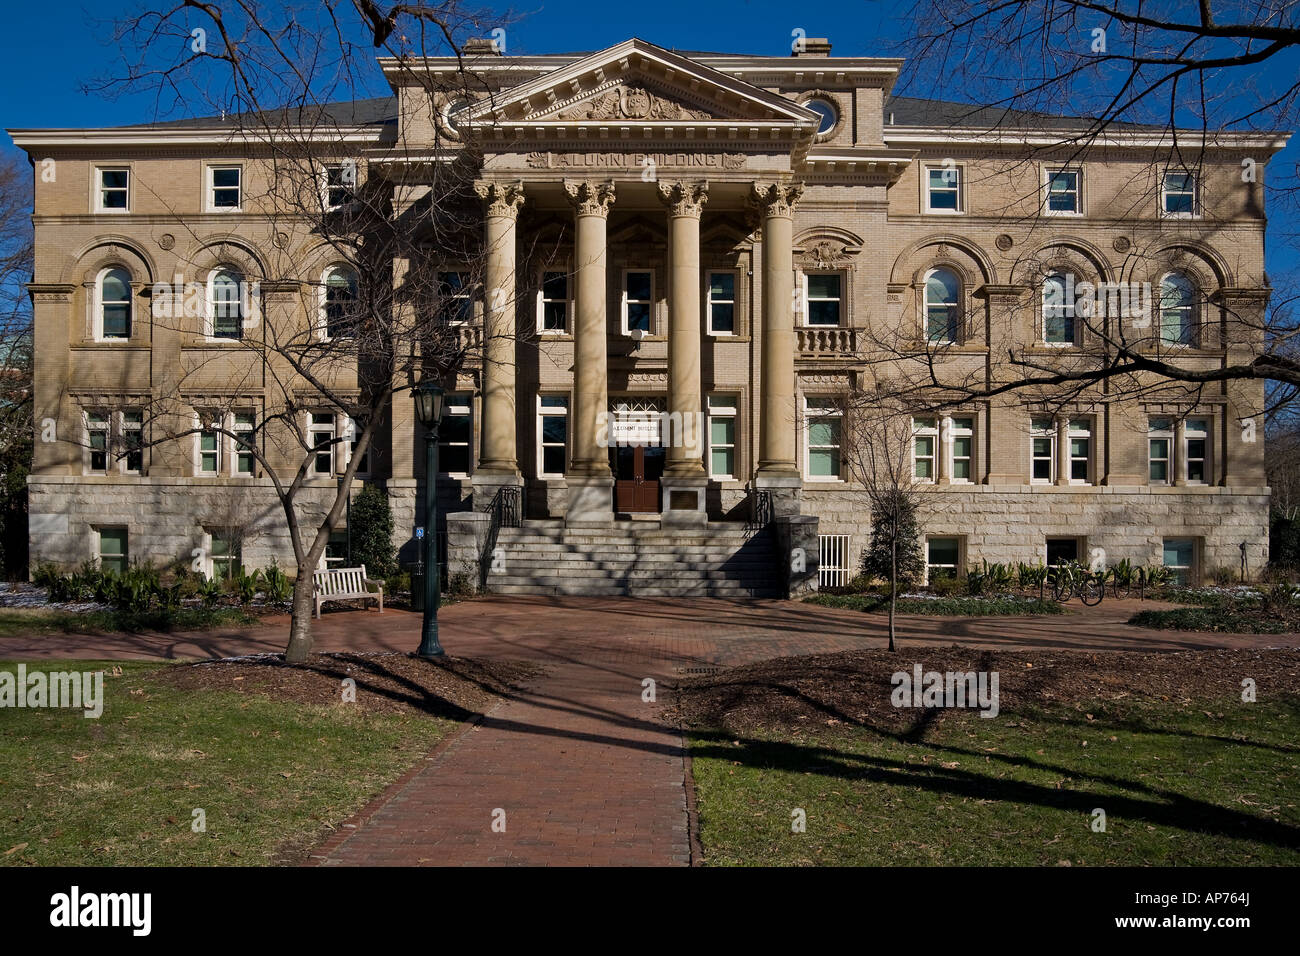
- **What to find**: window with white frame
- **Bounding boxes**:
[233,412,255,475]
[623,270,653,334]
[1148,417,1172,484]
[438,395,472,475]
[707,272,736,335]
[207,165,242,211]
[208,268,244,339]
[1043,273,1075,345]
[803,273,842,327]
[1068,418,1092,483]
[122,411,143,474]
[97,267,132,340]
[437,271,473,325]
[924,164,963,213]
[1185,418,1209,484]
[95,168,129,212]
[538,270,569,333]
[346,416,369,476]
[1031,417,1056,483]
[805,399,842,480]
[926,536,961,581]
[1161,171,1197,217]
[209,532,240,581]
[1044,168,1081,215]
[322,265,359,339]
[86,411,110,474]
[913,417,937,481]
[321,162,356,211]
[538,395,568,477]
[950,416,974,481]
[1162,537,1197,585]
[197,419,221,476]
[1159,272,1197,346]
[924,267,959,343]
[97,527,129,575]
[707,394,737,479]
[309,413,336,476]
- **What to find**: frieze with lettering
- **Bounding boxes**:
[526,151,746,171]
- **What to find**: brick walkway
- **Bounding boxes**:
[4,596,1295,866]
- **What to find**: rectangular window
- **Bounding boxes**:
[321,162,354,210]
[347,416,369,476]
[208,165,241,210]
[1031,417,1055,483]
[950,416,974,481]
[1043,276,1075,345]
[1046,537,1080,566]
[198,426,220,476]
[438,271,473,325]
[1163,537,1196,585]
[1162,171,1197,217]
[233,412,255,475]
[438,395,472,475]
[1185,418,1209,484]
[805,400,842,480]
[913,417,937,481]
[925,164,963,213]
[804,273,842,327]
[1148,417,1172,484]
[97,527,128,575]
[707,395,737,479]
[539,271,569,333]
[309,412,336,476]
[122,411,143,474]
[87,411,109,474]
[623,270,652,333]
[210,534,239,581]
[538,395,568,477]
[707,272,736,334]
[1044,168,1081,215]
[926,537,961,581]
[96,168,129,212]
[1068,419,1092,483]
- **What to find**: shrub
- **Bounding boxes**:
[928,572,963,597]
[351,484,397,579]
[262,560,291,602]
[384,570,411,597]
[197,576,223,608]
[1210,565,1238,587]
[1016,562,1049,589]
[1270,514,1300,569]
[860,489,925,588]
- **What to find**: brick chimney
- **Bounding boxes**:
[793,37,832,57]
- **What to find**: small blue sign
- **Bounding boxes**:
[415,527,424,539]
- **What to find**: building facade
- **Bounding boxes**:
[11,38,1286,587]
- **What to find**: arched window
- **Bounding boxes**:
[209,268,243,339]
[323,266,359,338]
[98,267,132,339]
[1043,272,1074,344]
[924,267,960,343]
[1159,272,1196,346]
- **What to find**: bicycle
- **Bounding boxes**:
[1048,560,1105,606]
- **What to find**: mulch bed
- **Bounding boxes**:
[157,652,542,720]
[670,646,1300,737]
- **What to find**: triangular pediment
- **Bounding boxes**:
[462,38,819,133]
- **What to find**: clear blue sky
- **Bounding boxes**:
[0,1,1294,274]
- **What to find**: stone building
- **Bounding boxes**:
[10,37,1286,592]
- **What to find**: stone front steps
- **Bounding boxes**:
[485,520,781,598]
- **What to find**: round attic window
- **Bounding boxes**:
[804,97,839,135]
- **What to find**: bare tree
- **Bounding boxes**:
[0,157,33,577]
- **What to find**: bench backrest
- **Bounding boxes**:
[313,565,369,597]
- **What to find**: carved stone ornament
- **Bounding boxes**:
[555,85,715,122]
[474,180,527,219]
[800,240,849,269]
[563,180,617,218]
[995,234,1014,252]
[158,233,176,251]
[1112,236,1132,253]
[749,181,804,219]
[657,181,709,218]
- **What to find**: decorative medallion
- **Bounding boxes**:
[995,234,1014,252]
[273,232,289,249]
[158,233,175,251]
[1112,236,1132,253]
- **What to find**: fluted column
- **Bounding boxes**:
[565,180,616,478]
[659,181,708,477]
[473,180,525,475]
[752,181,803,479]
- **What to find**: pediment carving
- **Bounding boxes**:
[547,82,719,122]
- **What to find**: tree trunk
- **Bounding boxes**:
[284,570,317,663]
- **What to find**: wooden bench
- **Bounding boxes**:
[312,565,383,618]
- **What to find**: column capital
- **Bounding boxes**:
[749,180,804,219]
[657,180,709,218]
[474,180,526,219]
[563,179,616,218]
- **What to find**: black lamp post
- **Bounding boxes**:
[414,381,445,658]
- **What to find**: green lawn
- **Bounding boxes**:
[0,607,257,638]
[690,694,1300,865]
[0,660,451,865]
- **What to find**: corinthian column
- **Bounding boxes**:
[473,180,525,478]
[659,181,708,478]
[564,180,616,523]
[752,181,803,493]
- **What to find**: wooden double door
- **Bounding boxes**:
[611,444,665,513]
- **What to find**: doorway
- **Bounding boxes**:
[612,444,664,513]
